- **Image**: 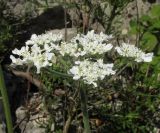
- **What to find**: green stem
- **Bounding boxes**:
[0,65,13,133]
[43,68,72,78]
[79,82,91,133]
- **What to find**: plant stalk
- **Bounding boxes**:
[0,65,13,133]
[79,83,91,133]
[43,68,72,78]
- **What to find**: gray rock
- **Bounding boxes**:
[48,28,77,41]
[15,94,50,133]
[0,123,6,133]
[121,0,151,30]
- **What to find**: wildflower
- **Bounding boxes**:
[10,32,63,73]
[26,32,63,46]
[10,55,23,65]
[115,43,153,62]
[60,30,113,57]
[69,59,115,87]
[71,30,113,44]
[10,42,56,74]
[59,42,79,56]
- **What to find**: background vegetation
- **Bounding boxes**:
[0,0,160,133]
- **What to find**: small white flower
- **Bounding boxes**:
[60,30,113,57]
[69,66,81,80]
[10,32,62,73]
[10,55,23,65]
[59,42,78,56]
[141,53,153,62]
[69,59,115,87]
[115,43,153,62]
[10,43,56,73]
[25,32,63,47]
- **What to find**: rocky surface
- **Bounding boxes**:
[0,123,6,133]
[121,0,151,30]
[4,0,58,19]
[16,93,50,133]
[48,28,77,41]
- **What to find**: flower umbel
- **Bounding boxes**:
[60,30,113,57]
[26,32,63,46]
[115,43,153,62]
[10,32,62,73]
[69,59,115,87]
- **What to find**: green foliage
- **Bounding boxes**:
[0,1,12,55]
[129,4,160,87]
[150,4,160,18]
[108,4,160,132]
[0,65,13,133]
[0,20,12,51]
[141,32,157,51]
[90,0,134,33]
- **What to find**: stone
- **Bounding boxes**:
[48,28,77,41]
[15,94,50,133]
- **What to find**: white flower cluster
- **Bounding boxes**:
[60,30,113,57]
[10,32,62,73]
[10,44,55,73]
[71,30,113,43]
[26,32,63,46]
[69,59,115,87]
[10,30,154,87]
[59,42,79,56]
[26,33,62,51]
[115,43,153,62]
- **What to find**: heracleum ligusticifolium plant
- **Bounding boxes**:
[10,30,153,86]
[10,30,154,132]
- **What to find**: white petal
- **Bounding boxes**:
[69,66,78,74]
[12,48,19,55]
[26,40,33,45]
[105,43,113,51]
[73,75,80,80]
[142,53,153,62]
[75,61,81,64]
[31,34,37,40]
[92,82,97,87]
[115,47,122,55]
[10,55,17,63]
[46,53,53,60]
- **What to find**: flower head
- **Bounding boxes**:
[115,43,153,62]
[60,30,113,57]
[26,32,63,46]
[10,32,60,73]
[69,59,115,87]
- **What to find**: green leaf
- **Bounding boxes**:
[151,56,160,65]
[129,20,137,27]
[129,26,137,34]
[156,46,160,55]
[139,64,149,73]
[141,32,157,51]
[129,20,140,34]
[140,15,150,22]
[126,112,139,119]
[150,4,160,18]
[43,67,72,78]
[152,20,160,29]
